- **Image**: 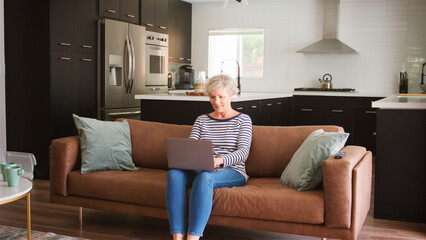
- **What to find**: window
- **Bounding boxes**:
[208,28,264,79]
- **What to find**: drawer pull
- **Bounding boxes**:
[236,107,243,110]
[366,110,376,114]
[59,57,71,61]
[146,23,154,27]
[331,109,344,113]
[106,9,116,13]
[267,103,273,106]
[59,42,71,46]
[81,58,92,62]
[159,26,167,30]
[277,102,282,105]
[301,108,312,112]
[126,14,135,18]
[178,57,185,60]
[81,45,92,49]
[187,58,191,61]
[373,132,376,136]
[251,105,258,109]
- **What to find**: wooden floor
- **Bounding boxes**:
[0,179,425,240]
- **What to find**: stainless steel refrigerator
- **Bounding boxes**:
[98,19,146,121]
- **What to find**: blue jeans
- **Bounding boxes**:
[166,168,246,237]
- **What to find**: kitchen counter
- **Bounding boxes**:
[135,92,293,102]
[292,91,389,97]
[372,95,426,110]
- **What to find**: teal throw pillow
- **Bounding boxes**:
[73,114,139,174]
[280,129,349,191]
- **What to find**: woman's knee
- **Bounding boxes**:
[167,169,187,182]
[194,172,213,187]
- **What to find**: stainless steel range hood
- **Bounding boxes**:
[297,0,357,54]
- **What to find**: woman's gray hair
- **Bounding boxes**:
[204,74,239,96]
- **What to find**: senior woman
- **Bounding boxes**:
[166,74,252,240]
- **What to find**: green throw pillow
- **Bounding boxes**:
[280,129,349,191]
[73,114,139,174]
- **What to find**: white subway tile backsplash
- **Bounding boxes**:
[191,0,426,94]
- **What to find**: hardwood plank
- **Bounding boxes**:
[0,179,425,240]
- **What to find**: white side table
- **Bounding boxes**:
[0,174,32,240]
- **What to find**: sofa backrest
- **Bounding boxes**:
[126,119,192,169]
[246,125,344,178]
[125,119,343,178]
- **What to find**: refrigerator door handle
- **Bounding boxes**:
[108,110,141,116]
[129,35,136,93]
[124,36,132,94]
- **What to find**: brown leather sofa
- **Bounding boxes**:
[50,119,372,240]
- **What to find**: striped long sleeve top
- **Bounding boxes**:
[189,113,253,181]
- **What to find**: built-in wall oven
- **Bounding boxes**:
[144,31,168,94]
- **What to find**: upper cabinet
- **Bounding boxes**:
[168,0,192,63]
[51,0,97,54]
[120,0,140,24]
[99,0,140,24]
[141,0,168,33]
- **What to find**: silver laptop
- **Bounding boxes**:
[165,137,219,172]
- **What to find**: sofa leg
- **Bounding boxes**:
[79,207,83,230]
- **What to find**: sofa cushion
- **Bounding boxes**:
[246,125,344,178]
[68,168,168,208]
[280,129,349,191]
[73,115,138,174]
[211,177,324,224]
[125,119,193,169]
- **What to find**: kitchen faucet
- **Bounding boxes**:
[221,59,241,94]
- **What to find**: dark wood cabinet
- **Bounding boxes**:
[232,101,260,125]
[75,54,97,119]
[141,0,168,33]
[352,97,381,154]
[99,0,120,19]
[51,0,97,54]
[168,0,191,63]
[120,0,140,24]
[51,0,74,52]
[259,98,292,126]
[293,105,322,126]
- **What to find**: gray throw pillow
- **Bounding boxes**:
[73,114,139,174]
[280,129,349,191]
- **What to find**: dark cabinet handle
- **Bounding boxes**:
[186,58,191,61]
[59,57,71,61]
[301,108,312,112]
[81,45,92,49]
[236,107,243,110]
[59,42,71,46]
[331,109,344,113]
[126,14,135,18]
[277,102,282,105]
[146,23,154,27]
[159,26,167,30]
[267,103,273,107]
[251,106,258,109]
[178,57,184,60]
[366,111,376,114]
[81,58,92,62]
[106,9,116,13]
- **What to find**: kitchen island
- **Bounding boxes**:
[135,92,293,125]
[372,95,426,223]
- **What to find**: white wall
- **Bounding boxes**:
[191,0,426,94]
[0,0,5,163]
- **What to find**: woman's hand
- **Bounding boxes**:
[214,157,224,168]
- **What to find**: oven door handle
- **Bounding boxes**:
[129,35,135,94]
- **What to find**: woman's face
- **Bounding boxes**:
[209,88,233,114]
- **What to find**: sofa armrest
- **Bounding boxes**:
[322,145,369,228]
[49,136,81,196]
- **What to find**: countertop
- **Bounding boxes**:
[372,95,426,110]
[135,91,390,102]
[135,92,293,102]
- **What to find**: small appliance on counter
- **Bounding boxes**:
[175,65,195,90]
[399,71,408,94]
[195,71,206,92]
